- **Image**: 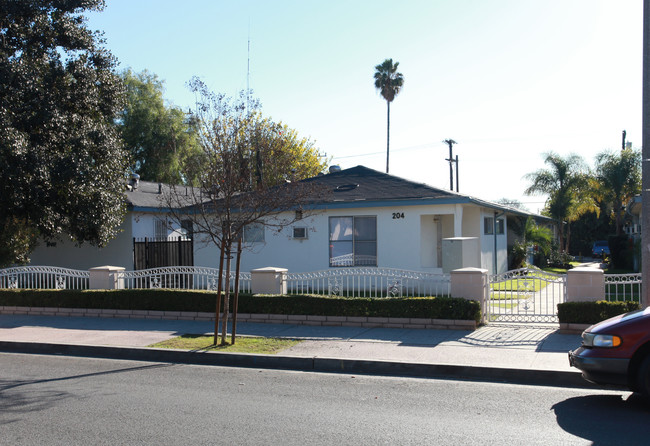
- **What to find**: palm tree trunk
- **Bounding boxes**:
[386,101,390,174]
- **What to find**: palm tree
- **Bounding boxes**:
[594,148,641,235]
[510,216,553,268]
[524,152,591,252]
[374,59,404,174]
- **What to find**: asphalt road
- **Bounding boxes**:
[1,353,648,445]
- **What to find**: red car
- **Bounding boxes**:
[569,306,650,399]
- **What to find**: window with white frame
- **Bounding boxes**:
[329,216,377,267]
[243,222,265,243]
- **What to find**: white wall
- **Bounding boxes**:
[480,210,508,274]
[197,203,488,274]
[28,217,134,270]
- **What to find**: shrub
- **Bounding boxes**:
[0,289,481,322]
[546,248,574,269]
[557,300,640,325]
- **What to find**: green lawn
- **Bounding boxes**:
[148,335,301,354]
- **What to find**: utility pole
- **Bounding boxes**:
[444,139,458,191]
[455,154,459,192]
[643,0,650,308]
[622,129,627,151]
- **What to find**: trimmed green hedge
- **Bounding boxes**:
[0,289,481,323]
[557,300,640,325]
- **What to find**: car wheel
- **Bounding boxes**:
[637,355,650,401]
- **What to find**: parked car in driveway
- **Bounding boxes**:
[591,240,610,258]
[569,306,650,400]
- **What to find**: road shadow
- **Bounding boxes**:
[552,393,650,445]
[0,363,173,424]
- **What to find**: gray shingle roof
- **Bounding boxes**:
[301,165,459,203]
[300,166,551,220]
[124,166,550,221]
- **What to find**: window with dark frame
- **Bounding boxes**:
[329,216,377,267]
[484,217,504,235]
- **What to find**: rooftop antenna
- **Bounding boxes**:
[246,21,251,117]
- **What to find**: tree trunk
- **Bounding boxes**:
[386,101,390,174]
[213,242,226,346]
[231,236,243,345]
[614,199,623,235]
[220,240,232,346]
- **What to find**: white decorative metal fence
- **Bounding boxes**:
[488,268,566,323]
[604,273,641,303]
[286,268,451,298]
[118,266,251,293]
[0,266,90,290]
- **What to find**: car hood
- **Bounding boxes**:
[588,306,650,333]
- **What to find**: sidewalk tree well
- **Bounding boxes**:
[0,0,129,267]
[163,77,329,345]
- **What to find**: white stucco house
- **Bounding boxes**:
[30,165,554,275]
[29,178,194,270]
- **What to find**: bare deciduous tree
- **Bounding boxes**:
[164,78,329,345]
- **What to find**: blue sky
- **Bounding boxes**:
[87,1,643,212]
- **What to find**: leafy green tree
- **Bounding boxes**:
[0,0,129,266]
[594,148,641,235]
[248,113,328,185]
[374,58,404,174]
[524,152,591,252]
[119,69,203,185]
[510,217,553,269]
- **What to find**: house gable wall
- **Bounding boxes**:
[28,216,134,270]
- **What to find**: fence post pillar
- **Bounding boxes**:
[89,266,125,290]
[566,267,605,302]
[251,267,288,294]
[450,267,489,324]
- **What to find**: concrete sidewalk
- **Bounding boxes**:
[0,314,593,388]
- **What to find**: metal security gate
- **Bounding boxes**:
[488,268,566,323]
[133,237,193,270]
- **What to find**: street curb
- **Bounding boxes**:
[0,340,595,389]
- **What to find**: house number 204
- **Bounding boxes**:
[392,212,405,219]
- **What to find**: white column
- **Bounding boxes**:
[454,204,463,237]
[89,266,125,290]
[251,267,288,294]
[566,267,605,302]
[450,267,488,324]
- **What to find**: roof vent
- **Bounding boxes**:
[335,184,359,192]
[329,165,341,173]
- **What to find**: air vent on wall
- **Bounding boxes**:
[293,227,308,239]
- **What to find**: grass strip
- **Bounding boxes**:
[148,334,301,354]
